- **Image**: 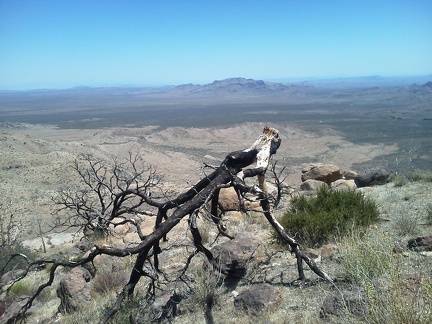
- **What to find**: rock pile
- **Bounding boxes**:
[300,163,393,192]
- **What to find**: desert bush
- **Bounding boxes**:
[182,259,225,323]
[392,174,408,187]
[425,203,432,225]
[108,293,152,324]
[409,169,432,182]
[340,231,432,323]
[394,213,419,236]
[278,186,379,247]
[92,269,129,295]
[360,272,432,324]
[341,231,394,283]
[8,279,34,297]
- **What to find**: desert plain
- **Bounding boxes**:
[1,78,432,322]
[1,78,431,240]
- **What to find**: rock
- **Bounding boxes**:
[0,300,4,317]
[320,289,367,319]
[110,217,134,235]
[210,233,258,278]
[300,179,327,191]
[218,187,260,211]
[342,170,358,180]
[57,267,92,313]
[354,168,393,187]
[1,269,26,285]
[93,254,124,273]
[75,238,94,252]
[234,283,282,314]
[407,236,432,252]
[22,232,77,251]
[0,296,41,323]
[331,179,357,191]
[301,164,341,184]
[150,291,182,321]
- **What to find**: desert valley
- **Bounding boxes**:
[0,77,432,323]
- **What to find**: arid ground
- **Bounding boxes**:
[1,79,432,323]
[1,80,431,239]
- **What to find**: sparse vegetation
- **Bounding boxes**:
[340,231,432,323]
[341,231,394,283]
[392,174,408,187]
[182,260,225,323]
[92,269,129,296]
[278,186,379,247]
[1,84,432,323]
[395,213,419,236]
[425,203,432,224]
[8,279,33,297]
[409,169,432,182]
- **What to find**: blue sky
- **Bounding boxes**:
[0,0,431,90]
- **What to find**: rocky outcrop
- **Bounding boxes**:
[0,296,41,323]
[331,179,357,191]
[57,267,92,313]
[210,233,258,278]
[301,163,341,184]
[354,168,393,187]
[299,164,391,192]
[234,283,282,314]
[300,179,327,191]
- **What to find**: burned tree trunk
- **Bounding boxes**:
[7,126,331,323]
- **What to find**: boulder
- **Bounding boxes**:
[218,187,260,211]
[300,179,327,191]
[210,233,257,278]
[301,164,341,184]
[354,168,393,187]
[407,236,432,252]
[234,283,282,314]
[0,296,41,323]
[330,179,357,191]
[342,170,358,180]
[57,267,92,313]
[320,289,367,319]
[1,269,26,285]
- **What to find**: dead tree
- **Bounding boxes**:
[4,126,331,323]
[50,152,162,235]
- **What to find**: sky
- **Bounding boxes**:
[0,0,431,90]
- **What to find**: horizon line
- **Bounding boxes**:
[1,73,431,92]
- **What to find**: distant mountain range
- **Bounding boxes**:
[1,77,431,102]
[165,77,312,98]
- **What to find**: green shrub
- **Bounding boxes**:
[278,186,379,247]
[392,174,408,187]
[409,170,432,182]
[9,279,33,297]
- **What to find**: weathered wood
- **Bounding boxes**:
[9,126,332,324]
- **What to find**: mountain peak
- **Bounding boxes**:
[170,77,307,98]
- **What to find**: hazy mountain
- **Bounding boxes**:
[167,77,312,98]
